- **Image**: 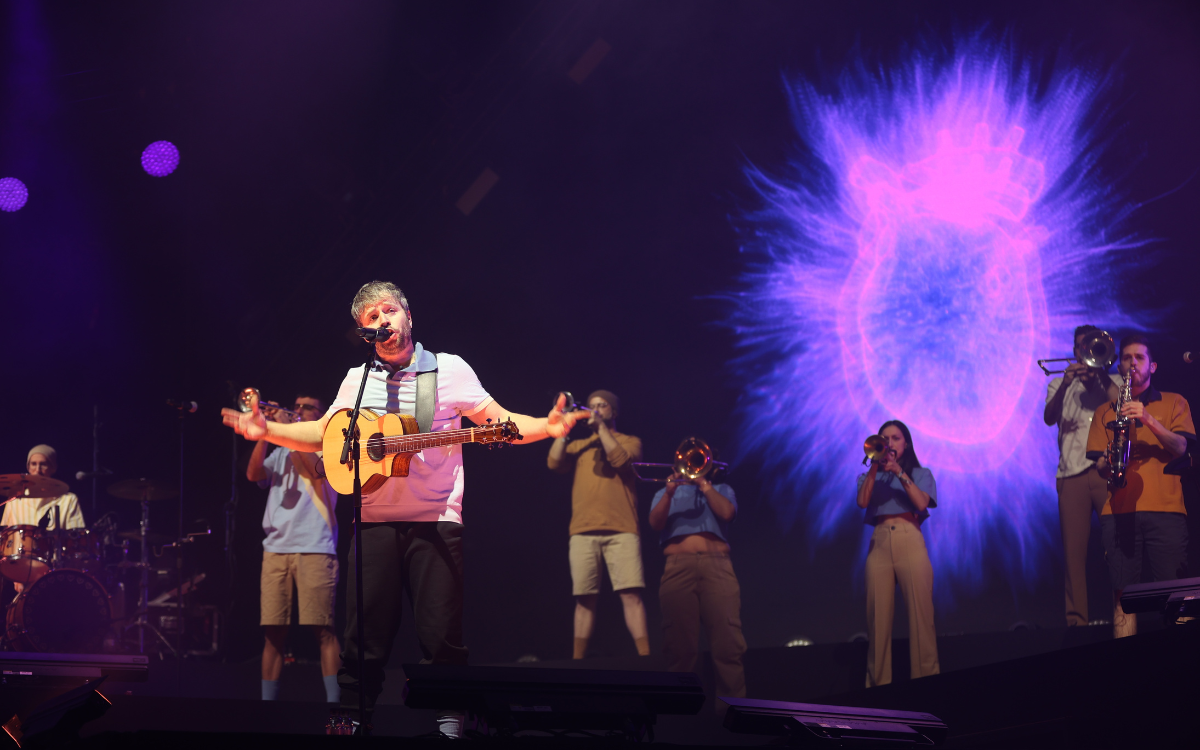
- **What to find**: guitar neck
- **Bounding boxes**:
[379,427,490,455]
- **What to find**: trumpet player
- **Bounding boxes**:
[1043,325,1122,627]
[246,391,341,704]
[856,421,939,687]
[1085,335,1194,638]
[547,390,648,659]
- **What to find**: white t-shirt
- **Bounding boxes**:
[1047,373,1123,479]
[259,447,338,555]
[328,343,493,524]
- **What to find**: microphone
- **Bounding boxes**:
[167,399,199,413]
[356,327,394,343]
[1185,352,1196,364]
[76,469,114,480]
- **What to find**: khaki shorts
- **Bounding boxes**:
[260,552,338,627]
[569,532,645,596]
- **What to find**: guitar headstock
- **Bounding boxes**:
[478,418,523,447]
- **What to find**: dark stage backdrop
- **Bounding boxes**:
[2,1,1198,665]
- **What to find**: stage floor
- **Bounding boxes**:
[8,623,1196,747]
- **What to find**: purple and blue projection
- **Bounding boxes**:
[732,38,1144,594]
[141,140,180,177]
[0,177,29,212]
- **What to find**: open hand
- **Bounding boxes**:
[547,393,590,439]
[221,402,268,441]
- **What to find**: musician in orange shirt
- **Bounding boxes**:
[1085,334,1194,638]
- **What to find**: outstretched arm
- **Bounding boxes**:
[221,402,327,452]
[469,394,589,444]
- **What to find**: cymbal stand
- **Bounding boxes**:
[123,495,176,656]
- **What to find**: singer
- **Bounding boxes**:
[221,280,589,736]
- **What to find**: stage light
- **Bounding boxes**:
[141,140,180,177]
[730,34,1144,595]
[0,177,29,212]
[785,637,814,647]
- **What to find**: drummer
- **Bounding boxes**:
[2,445,84,530]
[3,444,84,592]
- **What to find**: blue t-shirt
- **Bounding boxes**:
[857,466,937,525]
[649,483,737,547]
[259,447,338,555]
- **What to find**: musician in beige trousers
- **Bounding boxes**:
[857,420,940,687]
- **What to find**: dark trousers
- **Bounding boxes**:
[338,521,467,716]
[659,552,747,705]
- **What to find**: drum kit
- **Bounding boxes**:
[1,473,203,655]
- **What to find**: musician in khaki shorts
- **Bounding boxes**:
[548,390,648,659]
[247,392,341,703]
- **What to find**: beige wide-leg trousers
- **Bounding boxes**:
[865,521,939,687]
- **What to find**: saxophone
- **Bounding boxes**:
[1106,368,1134,489]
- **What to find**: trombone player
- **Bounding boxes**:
[1042,325,1121,627]
[647,439,745,712]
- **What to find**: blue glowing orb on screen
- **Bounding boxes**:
[141,140,180,177]
[730,37,1146,592]
[0,177,29,212]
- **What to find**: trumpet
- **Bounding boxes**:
[632,437,728,483]
[237,387,304,422]
[1037,330,1117,375]
[863,434,893,465]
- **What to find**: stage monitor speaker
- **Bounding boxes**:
[402,664,705,736]
[0,652,148,686]
[721,696,947,747]
[1120,576,1200,622]
[3,677,111,749]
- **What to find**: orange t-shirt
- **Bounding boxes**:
[1085,388,1195,515]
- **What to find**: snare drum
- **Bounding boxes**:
[1,525,51,584]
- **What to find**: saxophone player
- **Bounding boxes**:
[1085,334,1195,638]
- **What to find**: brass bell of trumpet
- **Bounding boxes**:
[237,387,304,421]
[632,437,728,483]
[863,434,891,465]
[1037,330,1117,375]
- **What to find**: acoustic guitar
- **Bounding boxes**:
[321,408,522,494]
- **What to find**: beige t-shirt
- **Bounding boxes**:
[551,431,642,536]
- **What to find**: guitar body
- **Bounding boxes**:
[322,409,421,495]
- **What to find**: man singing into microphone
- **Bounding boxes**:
[1086,334,1194,638]
[222,281,588,736]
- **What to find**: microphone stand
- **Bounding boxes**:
[340,333,383,733]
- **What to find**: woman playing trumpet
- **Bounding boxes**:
[856,420,939,687]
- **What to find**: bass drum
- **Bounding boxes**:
[6,569,111,653]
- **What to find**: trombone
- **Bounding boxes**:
[237,387,304,422]
[632,437,728,483]
[1037,330,1117,375]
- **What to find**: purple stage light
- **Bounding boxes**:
[0,177,29,212]
[141,140,180,177]
[731,36,1146,595]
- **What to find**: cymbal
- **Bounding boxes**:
[107,478,178,502]
[0,473,69,499]
[117,529,174,546]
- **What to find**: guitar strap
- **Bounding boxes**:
[415,368,438,434]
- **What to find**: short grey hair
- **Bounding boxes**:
[351,281,409,323]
